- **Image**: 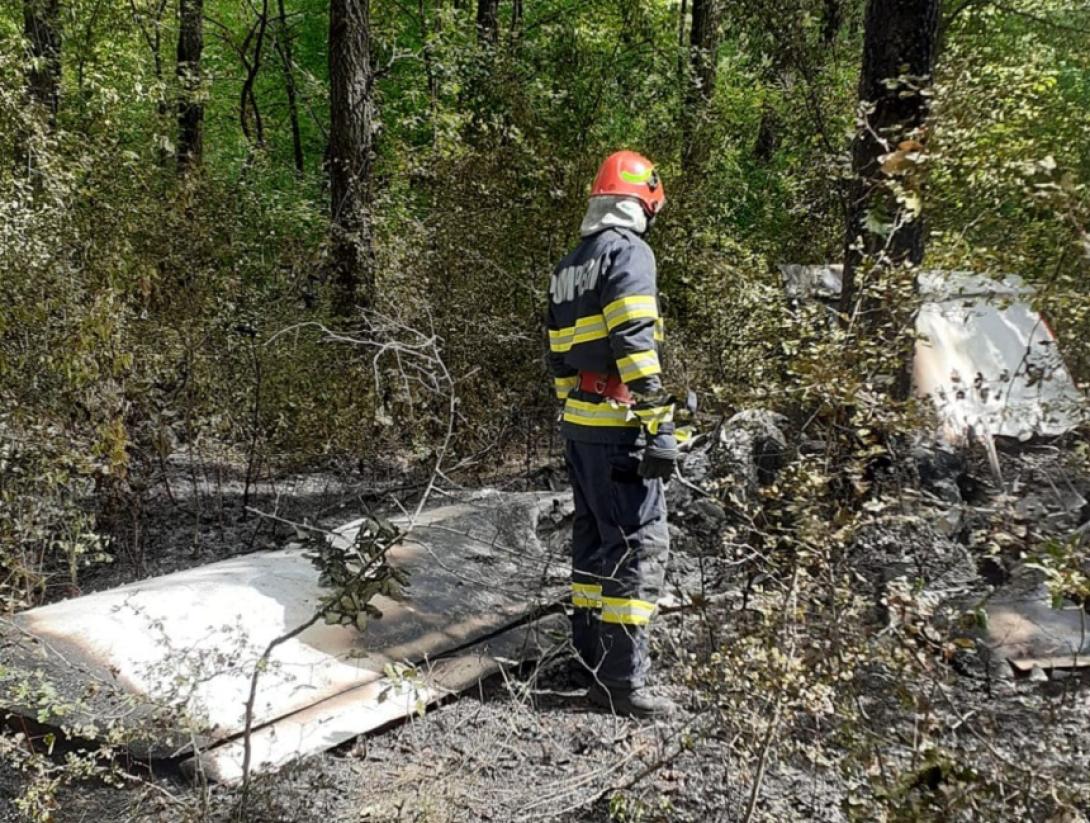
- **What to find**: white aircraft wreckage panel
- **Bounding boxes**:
[779,265,1086,443]
[913,270,1084,443]
[1,491,571,769]
[983,577,1090,672]
[186,614,567,783]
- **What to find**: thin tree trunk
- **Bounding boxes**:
[19,0,61,179]
[419,0,438,104]
[75,0,106,102]
[328,0,375,314]
[239,0,269,148]
[22,0,60,178]
[839,0,939,398]
[682,0,718,171]
[24,0,61,125]
[476,0,498,45]
[128,0,171,154]
[821,0,841,45]
[689,0,717,95]
[676,0,687,89]
[754,102,778,163]
[273,0,304,173]
[176,0,204,170]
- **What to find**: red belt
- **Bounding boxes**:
[578,371,633,405]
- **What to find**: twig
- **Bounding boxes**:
[742,694,783,823]
[243,505,327,534]
[236,609,324,802]
[236,312,463,816]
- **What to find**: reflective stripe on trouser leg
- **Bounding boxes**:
[564,440,669,689]
[597,487,667,689]
[566,441,605,671]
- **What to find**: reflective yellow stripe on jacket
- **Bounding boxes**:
[562,398,641,429]
[553,375,579,399]
[633,403,674,435]
[616,350,661,382]
[603,295,658,330]
[549,314,608,353]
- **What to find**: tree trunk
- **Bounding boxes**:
[419,0,438,104]
[19,0,61,178]
[821,0,841,45]
[676,0,687,89]
[476,0,498,45]
[24,0,61,124]
[239,0,269,149]
[328,0,375,314]
[839,0,939,397]
[682,0,718,171]
[128,0,170,162]
[176,0,204,171]
[273,0,304,173]
[754,103,778,163]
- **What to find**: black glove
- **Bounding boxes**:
[639,426,678,481]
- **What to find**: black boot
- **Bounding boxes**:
[587,683,677,718]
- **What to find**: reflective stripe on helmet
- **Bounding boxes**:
[619,167,653,185]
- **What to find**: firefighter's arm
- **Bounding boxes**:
[546,301,579,401]
[600,241,675,434]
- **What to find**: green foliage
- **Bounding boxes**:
[0,418,108,607]
[307,514,408,631]
[930,0,1090,375]
[3,0,1080,487]
[0,660,209,821]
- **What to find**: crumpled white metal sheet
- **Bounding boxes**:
[186,613,568,783]
[778,265,1086,443]
[982,573,1090,671]
[1,491,571,770]
[913,270,1085,442]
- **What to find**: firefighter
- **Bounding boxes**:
[547,150,677,717]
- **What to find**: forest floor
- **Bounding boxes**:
[3,435,1090,822]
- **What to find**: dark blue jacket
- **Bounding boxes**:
[547,227,673,443]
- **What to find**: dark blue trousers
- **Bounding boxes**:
[565,440,669,689]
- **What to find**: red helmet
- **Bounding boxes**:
[590,150,665,216]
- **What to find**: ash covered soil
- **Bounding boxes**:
[4,422,1090,822]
